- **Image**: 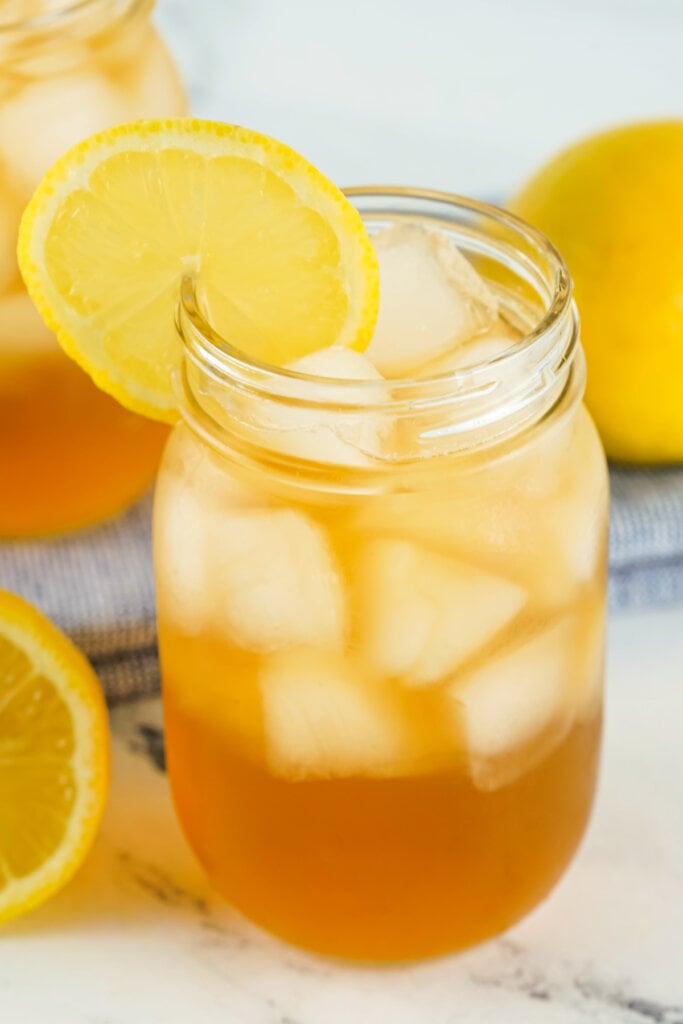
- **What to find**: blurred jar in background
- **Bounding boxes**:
[0,0,187,537]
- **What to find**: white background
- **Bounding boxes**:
[158,0,683,198]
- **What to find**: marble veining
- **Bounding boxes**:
[117,852,208,915]
[471,939,683,1023]
[2,590,683,1019]
[128,722,166,773]
[119,718,682,1023]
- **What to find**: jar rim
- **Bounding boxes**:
[345,185,573,362]
[179,186,573,389]
[177,186,581,462]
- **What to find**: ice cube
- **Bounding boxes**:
[448,619,575,791]
[471,409,608,603]
[124,29,187,117]
[357,418,606,612]
[365,224,498,378]
[290,345,383,382]
[260,648,410,779]
[489,411,607,600]
[0,191,20,295]
[249,346,390,467]
[417,318,521,377]
[213,509,347,652]
[443,498,590,610]
[161,423,262,510]
[155,424,269,634]
[157,467,347,653]
[357,539,526,687]
[0,71,132,193]
[154,472,242,638]
[574,595,606,720]
[554,410,609,585]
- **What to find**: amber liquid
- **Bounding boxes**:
[155,405,607,961]
[164,680,600,961]
[0,351,167,537]
[0,15,186,537]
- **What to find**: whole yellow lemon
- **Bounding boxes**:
[510,120,683,464]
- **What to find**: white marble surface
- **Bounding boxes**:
[4,4,683,1020]
[3,605,683,1023]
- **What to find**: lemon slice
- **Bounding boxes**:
[18,119,380,422]
[0,591,109,923]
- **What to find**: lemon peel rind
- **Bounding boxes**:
[0,590,109,924]
[18,118,380,422]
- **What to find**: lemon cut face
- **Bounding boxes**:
[0,591,109,924]
[19,119,380,422]
[511,120,683,463]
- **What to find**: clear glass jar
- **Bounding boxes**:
[0,0,187,537]
[154,189,609,961]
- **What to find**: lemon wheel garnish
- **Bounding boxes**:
[511,120,683,463]
[0,591,109,924]
[18,119,380,422]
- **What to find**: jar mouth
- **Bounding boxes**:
[178,187,580,461]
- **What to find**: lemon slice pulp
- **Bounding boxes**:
[19,119,380,422]
[0,591,109,923]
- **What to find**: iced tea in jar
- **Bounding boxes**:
[154,189,608,961]
[0,0,187,536]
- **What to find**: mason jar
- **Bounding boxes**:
[154,188,609,961]
[0,0,187,537]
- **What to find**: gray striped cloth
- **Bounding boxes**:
[1,467,682,702]
[609,465,683,610]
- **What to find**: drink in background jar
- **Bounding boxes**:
[0,0,187,536]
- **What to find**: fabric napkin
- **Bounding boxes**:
[1,466,682,702]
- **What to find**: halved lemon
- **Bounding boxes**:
[18,119,380,422]
[0,591,109,923]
